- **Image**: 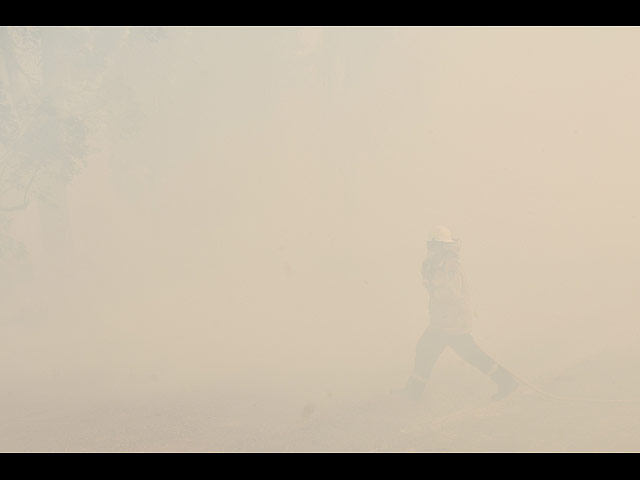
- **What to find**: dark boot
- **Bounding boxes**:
[403,374,428,401]
[490,366,519,401]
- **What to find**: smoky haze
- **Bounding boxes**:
[2,26,640,452]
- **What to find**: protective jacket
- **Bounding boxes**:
[421,241,473,335]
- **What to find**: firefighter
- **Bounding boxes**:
[403,225,518,401]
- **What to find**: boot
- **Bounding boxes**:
[490,366,519,401]
[399,374,427,401]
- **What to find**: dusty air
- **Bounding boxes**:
[2,26,640,453]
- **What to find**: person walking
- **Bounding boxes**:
[403,225,518,401]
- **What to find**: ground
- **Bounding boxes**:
[3,343,640,452]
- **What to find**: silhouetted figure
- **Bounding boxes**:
[403,225,518,401]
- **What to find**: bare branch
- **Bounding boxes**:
[22,162,40,204]
[0,199,29,212]
[0,162,40,213]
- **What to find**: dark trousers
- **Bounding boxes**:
[414,327,496,380]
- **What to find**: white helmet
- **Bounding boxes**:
[429,225,456,243]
